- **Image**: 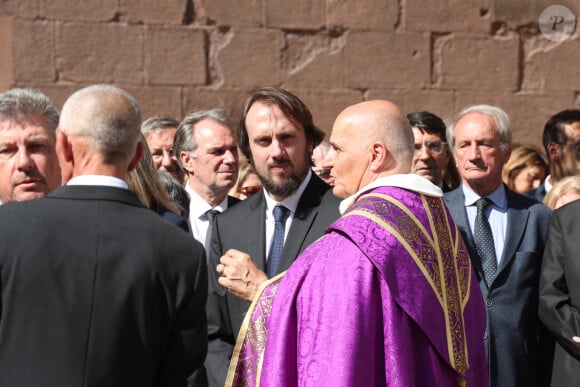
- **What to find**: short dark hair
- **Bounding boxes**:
[238,87,324,161]
[542,109,580,153]
[406,111,446,140]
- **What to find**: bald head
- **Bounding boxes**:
[60,85,142,164]
[328,100,414,198]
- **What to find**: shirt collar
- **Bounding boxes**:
[67,175,128,189]
[185,183,228,218]
[339,174,443,214]
[462,183,507,210]
[263,169,313,215]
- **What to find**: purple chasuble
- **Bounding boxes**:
[227,186,489,387]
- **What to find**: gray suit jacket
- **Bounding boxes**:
[205,174,340,387]
[539,199,580,387]
[445,185,552,387]
[0,185,208,387]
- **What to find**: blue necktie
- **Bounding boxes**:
[474,198,497,287]
[266,205,289,278]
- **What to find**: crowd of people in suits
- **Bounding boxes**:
[1,84,580,387]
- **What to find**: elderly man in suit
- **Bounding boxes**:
[0,84,208,387]
[205,87,340,387]
[444,104,552,387]
[0,88,61,204]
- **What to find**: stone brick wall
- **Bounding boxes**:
[1,0,579,145]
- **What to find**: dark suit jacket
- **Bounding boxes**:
[0,185,208,387]
[524,179,548,203]
[445,185,552,387]
[539,199,580,387]
[160,209,190,233]
[205,174,340,387]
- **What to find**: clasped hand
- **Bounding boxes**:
[216,249,268,302]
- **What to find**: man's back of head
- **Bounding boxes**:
[57,84,143,182]
[0,88,61,203]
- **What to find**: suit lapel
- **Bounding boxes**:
[497,192,529,273]
[246,194,268,272]
[445,189,485,282]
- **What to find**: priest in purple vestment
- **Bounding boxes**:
[226,100,489,386]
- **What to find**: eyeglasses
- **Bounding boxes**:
[414,141,446,156]
[313,167,332,179]
[238,185,262,197]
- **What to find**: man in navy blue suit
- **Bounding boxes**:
[444,104,552,387]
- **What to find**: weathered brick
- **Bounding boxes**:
[0,0,40,18]
[42,0,117,21]
[406,0,489,33]
[182,87,252,122]
[0,17,14,91]
[524,37,580,91]
[439,35,519,91]
[265,0,324,29]
[281,33,346,88]
[57,23,143,84]
[123,85,183,120]
[454,90,573,147]
[494,0,578,27]
[367,89,455,122]
[145,27,206,86]
[287,88,363,136]
[13,19,56,82]
[218,28,283,87]
[120,0,185,24]
[326,0,397,31]
[197,0,262,27]
[345,31,429,89]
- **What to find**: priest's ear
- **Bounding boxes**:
[368,142,391,173]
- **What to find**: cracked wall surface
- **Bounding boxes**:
[0,0,578,141]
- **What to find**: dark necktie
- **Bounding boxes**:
[266,205,289,278]
[204,209,219,257]
[474,198,497,287]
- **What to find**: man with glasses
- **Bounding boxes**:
[407,111,460,192]
[141,114,185,183]
[525,109,580,202]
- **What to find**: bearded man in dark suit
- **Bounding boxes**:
[0,84,208,387]
[205,87,340,387]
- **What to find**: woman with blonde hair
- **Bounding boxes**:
[544,175,580,209]
[502,144,549,194]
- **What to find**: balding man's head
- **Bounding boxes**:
[327,100,413,198]
[60,85,142,164]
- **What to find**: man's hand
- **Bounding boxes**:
[216,249,268,302]
[573,336,580,344]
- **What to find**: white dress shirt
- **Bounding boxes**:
[67,175,129,189]
[263,170,313,260]
[185,183,229,245]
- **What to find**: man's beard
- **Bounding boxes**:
[258,153,310,198]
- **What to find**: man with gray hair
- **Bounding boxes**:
[173,108,240,251]
[444,104,553,387]
[0,84,208,387]
[141,113,184,183]
[0,88,61,203]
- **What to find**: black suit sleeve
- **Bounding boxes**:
[205,218,235,387]
[539,209,580,358]
[158,238,208,387]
